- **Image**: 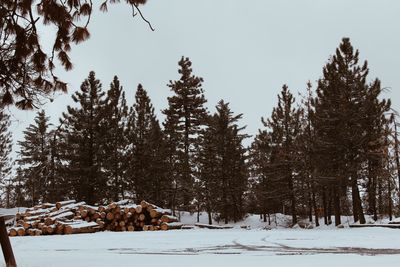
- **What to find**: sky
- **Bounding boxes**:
[9,0,400,153]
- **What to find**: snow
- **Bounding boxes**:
[5,228,400,267]
[3,209,400,266]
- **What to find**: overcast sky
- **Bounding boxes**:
[9,0,400,152]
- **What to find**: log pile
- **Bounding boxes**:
[9,200,182,237]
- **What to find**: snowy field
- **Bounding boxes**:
[4,227,400,267]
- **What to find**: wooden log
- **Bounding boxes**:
[160,215,179,223]
[41,203,56,209]
[80,210,88,219]
[15,213,22,221]
[37,223,45,230]
[25,228,33,236]
[349,224,400,229]
[25,208,51,217]
[34,229,42,236]
[56,200,76,210]
[8,228,17,237]
[160,222,183,231]
[63,221,98,235]
[135,205,143,214]
[127,225,135,232]
[138,213,145,221]
[51,211,74,221]
[16,227,25,236]
[45,217,54,226]
[55,224,64,235]
[194,223,233,229]
[106,212,114,221]
[142,225,151,231]
[92,212,100,220]
[45,225,56,235]
[98,206,106,213]
[61,201,86,211]
[114,212,121,221]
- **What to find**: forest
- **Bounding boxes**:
[0,38,398,227]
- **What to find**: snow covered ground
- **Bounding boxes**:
[2,210,400,267]
[3,227,400,267]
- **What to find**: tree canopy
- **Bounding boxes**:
[0,0,149,109]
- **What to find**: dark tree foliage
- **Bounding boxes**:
[126,84,168,206]
[262,85,302,225]
[0,0,149,108]
[61,71,107,205]
[249,129,281,221]
[163,57,208,212]
[17,110,51,205]
[199,100,248,223]
[102,76,128,200]
[313,38,391,225]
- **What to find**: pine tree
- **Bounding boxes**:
[61,71,107,204]
[0,106,12,207]
[298,82,320,226]
[126,84,168,206]
[17,110,51,205]
[103,76,128,200]
[46,123,68,203]
[314,38,387,225]
[199,100,248,223]
[249,129,280,222]
[363,79,391,220]
[163,57,208,212]
[263,85,302,225]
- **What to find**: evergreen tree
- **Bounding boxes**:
[199,100,248,223]
[163,57,208,211]
[314,38,389,225]
[46,123,68,203]
[17,110,51,205]
[298,82,319,226]
[0,106,12,207]
[363,80,391,220]
[264,85,302,225]
[61,71,107,204]
[103,76,128,200]
[249,129,280,222]
[126,84,168,206]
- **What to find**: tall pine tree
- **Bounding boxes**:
[163,57,208,212]
[199,100,248,223]
[126,84,168,206]
[17,110,51,205]
[61,71,107,204]
[103,76,128,200]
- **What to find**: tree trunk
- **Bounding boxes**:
[394,120,400,211]
[388,176,393,221]
[333,185,341,226]
[351,175,365,224]
[312,186,319,227]
[308,183,313,222]
[322,187,328,225]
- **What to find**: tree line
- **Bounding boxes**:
[1,38,399,226]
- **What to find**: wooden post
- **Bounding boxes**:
[0,215,17,267]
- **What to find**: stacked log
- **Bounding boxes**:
[8,199,182,237]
